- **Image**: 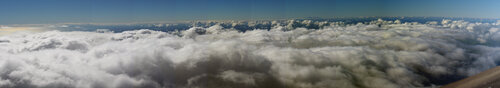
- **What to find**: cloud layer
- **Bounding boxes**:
[1,20,500,88]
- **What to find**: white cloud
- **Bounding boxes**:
[0,21,500,88]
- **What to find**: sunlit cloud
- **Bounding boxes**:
[1,19,500,88]
[0,26,47,36]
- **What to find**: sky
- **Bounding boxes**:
[0,0,500,24]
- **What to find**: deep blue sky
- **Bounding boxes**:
[1,0,500,24]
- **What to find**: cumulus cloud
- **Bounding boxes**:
[1,20,500,88]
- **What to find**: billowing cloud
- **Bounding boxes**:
[1,20,500,88]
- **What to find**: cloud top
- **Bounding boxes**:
[1,20,500,88]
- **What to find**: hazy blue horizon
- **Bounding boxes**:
[1,0,500,24]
